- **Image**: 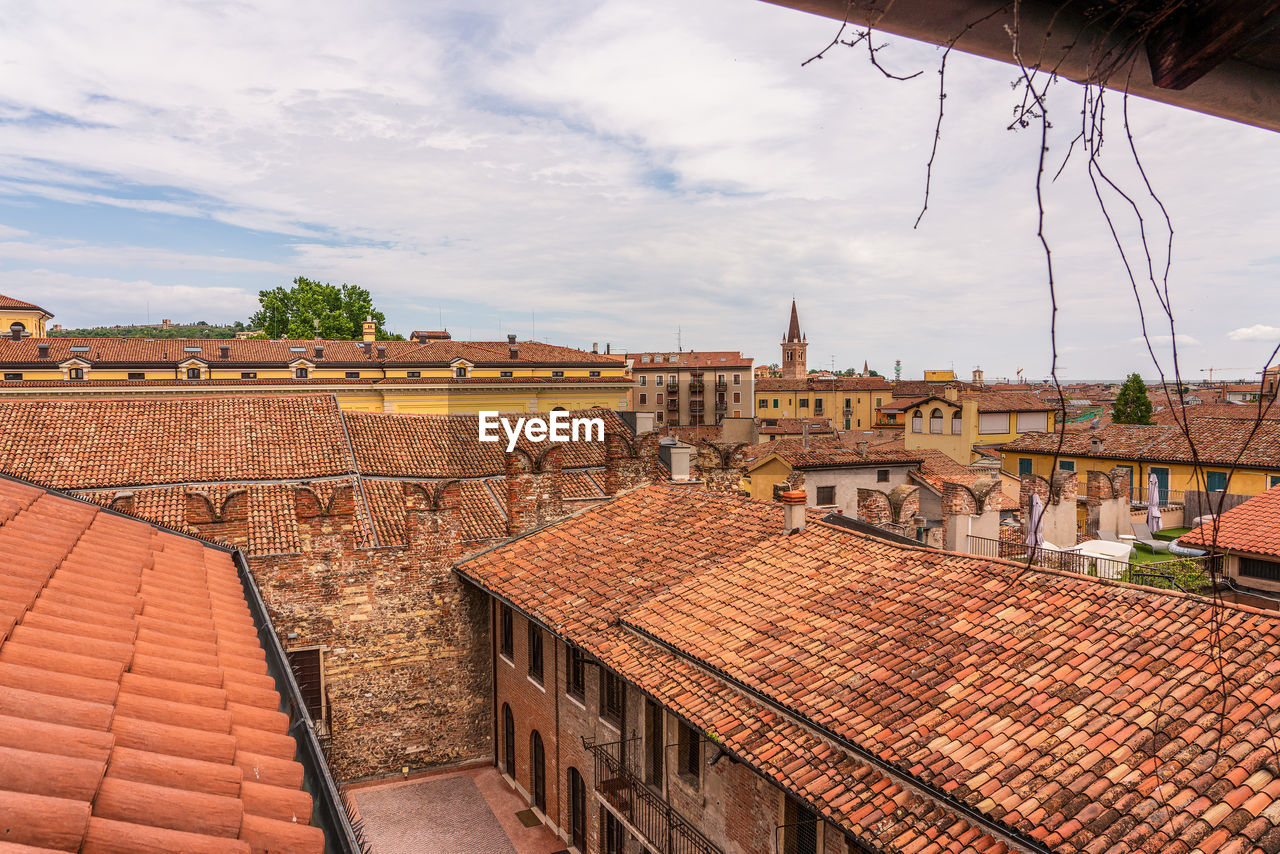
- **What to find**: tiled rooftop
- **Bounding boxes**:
[1182,485,1280,556]
[746,445,924,470]
[626,350,753,369]
[0,336,625,367]
[754,375,892,392]
[459,483,1280,853]
[964,390,1057,412]
[0,475,324,853]
[0,292,49,313]
[758,418,836,435]
[0,395,617,554]
[1003,420,1280,468]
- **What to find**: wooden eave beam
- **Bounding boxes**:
[1146,0,1280,90]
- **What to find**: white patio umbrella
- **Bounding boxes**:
[1025,492,1044,549]
[1147,472,1163,533]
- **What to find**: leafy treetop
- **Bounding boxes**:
[1113,372,1155,425]
[250,277,400,340]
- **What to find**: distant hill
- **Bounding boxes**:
[49,322,244,339]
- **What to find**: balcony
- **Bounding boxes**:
[587,737,723,854]
[714,380,727,392]
[715,398,727,411]
[666,382,679,394]
[689,400,704,413]
[667,398,680,412]
[688,381,704,394]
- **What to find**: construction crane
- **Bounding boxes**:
[1200,367,1250,382]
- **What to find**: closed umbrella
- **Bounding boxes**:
[1147,472,1163,533]
[1025,492,1044,550]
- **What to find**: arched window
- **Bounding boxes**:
[502,704,515,778]
[951,410,963,435]
[911,411,922,433]
[567,767,586,850]
[552,406,567,411]
[929,408,943,434]
[530,730,546,812]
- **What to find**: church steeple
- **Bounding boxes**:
[786,298,803,343]
[781,299,808,380]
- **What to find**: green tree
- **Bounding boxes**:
[1113,372,1154,425]
[249,277,390,340]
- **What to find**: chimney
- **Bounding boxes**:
[780,489,807,533]
[802,421,810,450]
[219,345,230,360]
[1089,435,1104,454]
[363,340,373,357]
[592,342,599,354]
[37,342,49,359]
[633,411,655,434]
[376,344,386,359]
[858,441,868,454]
[668,443,692,482]
[8,323,21,342]
[315,344,325,360]
[606,343,611,355]
[943,386,959,402]
[362,317,376,342]
[508,333,518,360]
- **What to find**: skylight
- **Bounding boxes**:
[289,346,306,352]
[69,346,89,353]
[184,346,202,352]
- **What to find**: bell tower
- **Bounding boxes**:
[781,299,807,379]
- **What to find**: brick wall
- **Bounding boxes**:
[695,441,749,493]
[249,482,493,780]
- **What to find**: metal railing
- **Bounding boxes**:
[1133,488,1184,508]
[587,737,723,854]
[965,535,1219,588]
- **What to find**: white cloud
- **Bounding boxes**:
[1228,325,1280,342]
[0,0,1273,378]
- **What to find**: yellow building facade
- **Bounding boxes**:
[0,293,52,338]
[754,376,893,432]
[902,392,1056,464]
[0,335,633,414]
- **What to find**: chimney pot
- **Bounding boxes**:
[592,342,599,354]
[376,344,386,359]
[219,345,230,359]
[37,342,50,359]
[780,489,807,533]
[508,333,517,344]
[8,324,21,342]
[858,441,868,454]
[315,344,325,360]
[606,343,611,355]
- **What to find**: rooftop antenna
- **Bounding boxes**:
[676,326,682,352]
[531,310,535,340]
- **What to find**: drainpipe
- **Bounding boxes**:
[492,598,500,770]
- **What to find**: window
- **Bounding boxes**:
[502,704,516,777]
[875,397,882,408]
[567,645,586,701]
[799,399,809,409]
[951,411,963,434]
[345,371,360,378]
[911,411,923,433]
[677,721,700,788]
[1059,460,1076,472]
[977,412,1011,434]
[654,355,663,363]
[567,768,586,850]
[639,393,647,405]
[815,485,835,505]
[929,408,943,434]
[241,371,257,379]
[1241,556,1280,582]
[782,795,818,854]
[455,367,467,377]
[733,373,741,385]
[1270,475,1280,488]
[641,355,650,363]
[656,411,664,423]
[655,375,664,386]
[640,375,647,386]
[500,605,514,660]
[68,368,84,380]
[1017,411,1049,432]
[645,699,664,786]
[844,397,852,410]
[551,370,564,378]
[125,372,143,380]
[500,370,512,378]
[656,393,663,405]
[3,373,21,381]
[407,371,421,378]
[1207,471,1229,492]
[1018,457,1033,477]
[760,399,767,409]
[772,398,779,409]
[530,731,546,812]
[286,648,325,724]
[877,469,890,483]
[844,418,851,430]
[589,370,600,377]
[295,367,309,378]
[602,809,626,854]
[601,670,625,728]
[527,623,543,682]
[186,367,201,379]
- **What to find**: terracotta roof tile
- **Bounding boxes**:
[1181,485,1280,555]
[1002,421,1280,469]
[0,293,49,314]
[460,483,1280,854]
[0,476,323,854]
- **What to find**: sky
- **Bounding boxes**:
[0,0,1276,383]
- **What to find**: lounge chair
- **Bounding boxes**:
[1097,530,1119,542]
[1131,521,1170,553]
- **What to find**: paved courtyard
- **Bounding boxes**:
[347,765,567,854]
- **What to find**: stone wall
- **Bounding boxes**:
[695,441,749,493]
[249,482,493,781]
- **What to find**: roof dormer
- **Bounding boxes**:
[289,357,315,379]
[450,357,474,379]
[59,357,91,382]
